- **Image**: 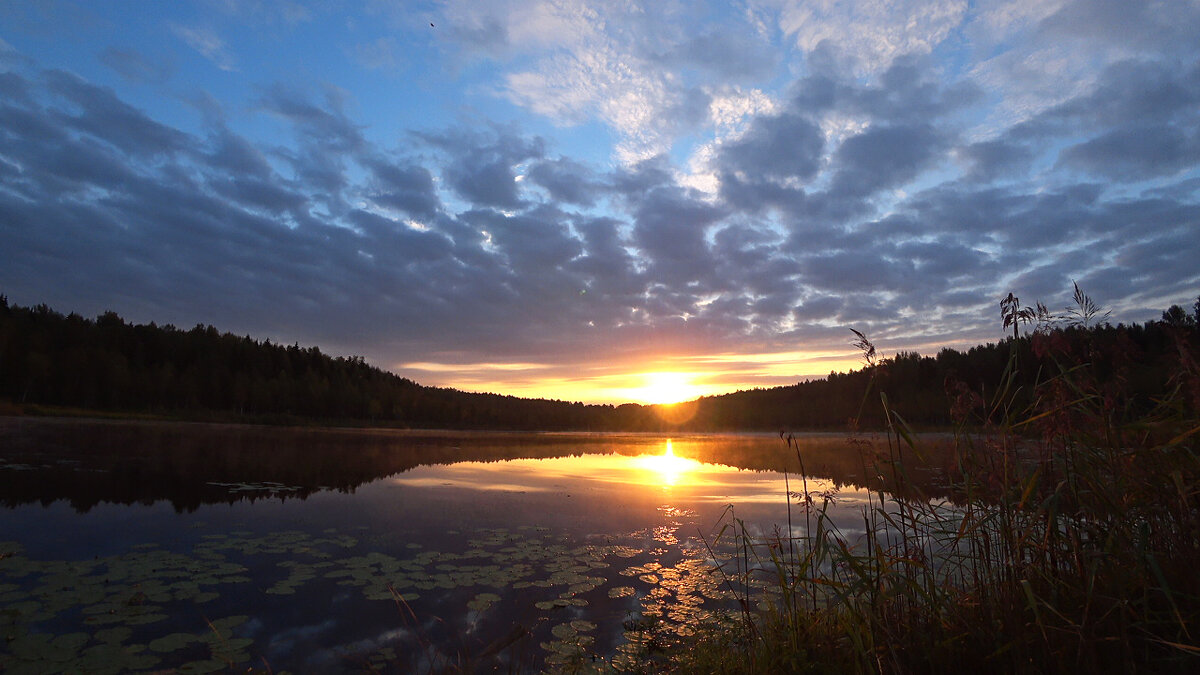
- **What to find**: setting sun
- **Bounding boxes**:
[632,372,707,405]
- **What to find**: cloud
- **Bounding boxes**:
[1019,59,1200,138]
[253,84,367,206]
[827,123,944,201]
[966,56,1200,186]
[569,215,644,302]
[1037,0,1200,55]
[1058,125,1200,180]
[441,0,788,163]
[352,37,404,71]
[3,5,1200,399]
[775,0,969,73]
[968,0,1200,130]
[715,57,980,226]
[631,186,726,287]
[346,208,455,263]
[653,30,779,81]
[461,206,583,284]
[609,155,676,202]
[955,139,1034,181]
[526,157,602,207]
[421,125,545,210]
[204,126,275,179]
[208,0,313,27]
[98,47,175,84]
[719,112,825,182]
[363,158,442,219]
[503,44,677,162]
[40,70,192,159]
[708,87,778,133]
[792,294,843,322]
[171,24,238,71]
[798,249,915,294]
[257,84,364,153]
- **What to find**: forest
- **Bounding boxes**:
[1,292,1197,432]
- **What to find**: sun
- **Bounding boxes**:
[635,371,703,405]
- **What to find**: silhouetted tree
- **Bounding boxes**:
[1163,304,1196,328]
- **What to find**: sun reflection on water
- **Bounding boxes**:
[635,440,702,487]
[386,437,797,498]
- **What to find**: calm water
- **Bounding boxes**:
[0,418,954,673]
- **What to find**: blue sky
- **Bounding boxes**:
[2,0,1199,403]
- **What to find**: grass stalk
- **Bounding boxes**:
[655,326,1200,673]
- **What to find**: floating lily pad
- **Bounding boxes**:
[94,626,132,644]
[149,632,197,653]
[551,623,577,640]
[124,612,169,626]
[210,636,254,653]
[178,658,226,673]
[467,592,501,612]
[608,586,636,598]
[209,615,248,633]
[364,588,394,601]
[75,642,161,674]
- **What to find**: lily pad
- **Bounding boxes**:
[149,632,198,653]
[179,658,227,673]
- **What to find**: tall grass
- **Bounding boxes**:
[661,324,1200,674]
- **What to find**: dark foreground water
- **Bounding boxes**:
[0,418,953,673]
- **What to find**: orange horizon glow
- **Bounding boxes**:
[396,349,868,405]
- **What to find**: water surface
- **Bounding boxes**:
[0,418,952,673]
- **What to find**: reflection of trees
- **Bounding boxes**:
[0,420,962,512]
[0,420,640,512]
[668,434,962,502]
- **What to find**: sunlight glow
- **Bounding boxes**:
[631,371,706,405]
[634,440,702,487]
[399,361,551,372]
[384,443,833,502]
[395,350,866,405]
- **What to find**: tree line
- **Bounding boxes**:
[1,292,1196,431]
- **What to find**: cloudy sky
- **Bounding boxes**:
[2,1,1199,404]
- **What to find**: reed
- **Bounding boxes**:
[656,319,1200,673]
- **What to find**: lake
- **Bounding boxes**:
[0,418,956,673]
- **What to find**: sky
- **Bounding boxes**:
[1,1,1199,405]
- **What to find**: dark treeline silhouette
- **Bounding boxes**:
[1,293,1197,431]
[0,296,622,429]
[686,319,1198,430]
